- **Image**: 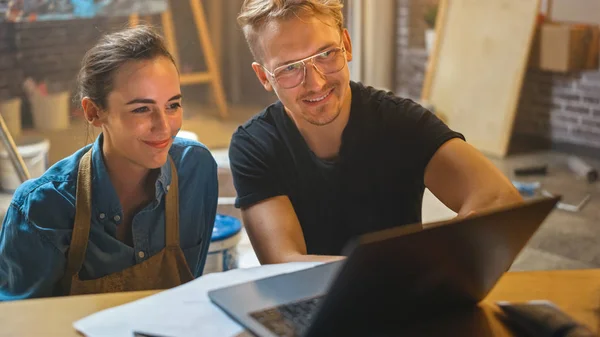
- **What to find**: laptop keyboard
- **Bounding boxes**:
[249,295,324,337]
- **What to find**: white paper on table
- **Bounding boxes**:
[73,262,321,337]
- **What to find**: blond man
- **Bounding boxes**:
[229,0,522,264]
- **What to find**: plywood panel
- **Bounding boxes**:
[423,0,540,157]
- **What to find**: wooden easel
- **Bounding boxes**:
[0,114,30,183]
[129,0,228,119]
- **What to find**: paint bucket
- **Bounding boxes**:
[30,91,70,131]
[0,135,50,192]
[0,97,22,137]
[204,214,242,274]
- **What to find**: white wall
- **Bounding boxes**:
[347,0,396,91]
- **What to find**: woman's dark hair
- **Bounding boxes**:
[76,25,177,110]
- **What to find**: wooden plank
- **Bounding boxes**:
[208,0,223,70]
[225,0,243,103]
[128,14,139,27]
[161,8,180,69]
[180,72,212,84]
[190,0,228,118]
[206,0,223,108]
[157,1,228,118]
[421,0,540,157]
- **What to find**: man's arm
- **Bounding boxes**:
[242,195,345,264]
[424,138,523,217]
[229,127,344,265]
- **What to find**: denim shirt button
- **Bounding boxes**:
[113,215,121,222]
[99,213,106,220]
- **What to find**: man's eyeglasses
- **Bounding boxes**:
[261,46,347,89]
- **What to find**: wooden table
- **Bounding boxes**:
[1,269,598,337]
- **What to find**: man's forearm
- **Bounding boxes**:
[458,187,523,217]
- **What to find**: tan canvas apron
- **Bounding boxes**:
[59,149,194,295]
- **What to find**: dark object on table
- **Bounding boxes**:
[567,156,598,183]
[514,165,548,177]
[133,331,172,337]
[498,301,596,337]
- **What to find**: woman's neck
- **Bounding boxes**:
[101,141,157,203]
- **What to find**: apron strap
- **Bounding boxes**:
[165,156,179,247]
[60,150,179,292]
[61,148,93,292]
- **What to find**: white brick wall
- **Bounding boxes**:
[516,70,600,148]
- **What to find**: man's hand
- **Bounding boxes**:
[456,210,477,219]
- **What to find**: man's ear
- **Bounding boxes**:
[81,97,104,128]
[342,28,353,62]
[252,62,274,92]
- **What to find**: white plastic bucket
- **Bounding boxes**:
[0,135,50,192]
[203,214,242,274]
[211,148,230,169]
[176,130,198,141]
[0,98,22,137]
[30,91,70,131]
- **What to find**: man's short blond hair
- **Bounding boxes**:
[237,0,344,62]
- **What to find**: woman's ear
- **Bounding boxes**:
[81,97,104,127]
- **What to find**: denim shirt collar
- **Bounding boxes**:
[90,134,172,224]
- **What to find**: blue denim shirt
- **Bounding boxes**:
[0,134,218,300]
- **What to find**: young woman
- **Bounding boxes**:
[0,25,218,300]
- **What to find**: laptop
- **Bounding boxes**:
[208,196,560,337]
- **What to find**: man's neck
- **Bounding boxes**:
[290,85,353,161]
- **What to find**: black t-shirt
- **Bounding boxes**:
[229,81,464,255]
